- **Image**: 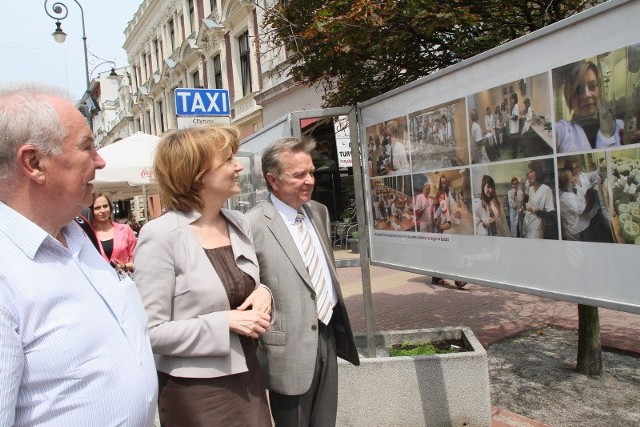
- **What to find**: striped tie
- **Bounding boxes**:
[296,211,333,325]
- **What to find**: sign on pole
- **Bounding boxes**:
[174,88,230,116]
[177,116,231,129]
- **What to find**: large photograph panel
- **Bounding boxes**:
[358,1,640,313]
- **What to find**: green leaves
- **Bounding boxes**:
[264,0,598,107]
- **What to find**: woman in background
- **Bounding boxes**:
[91,193,137,272]
[134,125,272,426]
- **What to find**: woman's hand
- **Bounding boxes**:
[228,310,271,338]
[237,286,272,316]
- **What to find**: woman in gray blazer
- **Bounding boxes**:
[134,125,272,426]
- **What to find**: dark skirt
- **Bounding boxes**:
[157,337,271,427]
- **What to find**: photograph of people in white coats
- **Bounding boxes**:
[365,117,411,177]
[407,98,470,171]
[471,158,557,240]
[467,72,554,163]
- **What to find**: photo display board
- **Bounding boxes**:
[358,0,640,313]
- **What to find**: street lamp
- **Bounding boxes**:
[44,0,90,92]
[90,60,119,80]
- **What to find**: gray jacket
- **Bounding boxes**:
[246,199,359,395]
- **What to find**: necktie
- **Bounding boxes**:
[296,211,333,325]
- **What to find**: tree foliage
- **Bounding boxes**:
[263,0,601,107]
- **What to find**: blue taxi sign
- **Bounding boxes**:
[174,88,230,116]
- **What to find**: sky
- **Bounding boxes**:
[2,0,144,101]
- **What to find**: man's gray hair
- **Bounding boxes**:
[0,82,71,182]
[261,137,316,191]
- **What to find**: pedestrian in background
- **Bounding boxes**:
[90,193,137,272]
[0,82,157,426]
[246,137,360,426]
[134,125,272,426]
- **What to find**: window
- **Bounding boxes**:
[168,19,175,52]
[144,111,152,134]
[153,39,160,69]
[212,55,222,89]
[210,0,217,13]
[156,100,165,133]
[188,0,195,33]
[147,53,153,76]
[239,32,252,96]
[192,70,200,88]
[134,66,141,87]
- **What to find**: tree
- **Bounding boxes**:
[263,0,601,107]
[576,304,602,375]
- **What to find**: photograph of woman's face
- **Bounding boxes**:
[570,66,601,120]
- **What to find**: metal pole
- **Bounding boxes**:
[347,108,377,358]
[44,0,90,92]
[142,185,149,222]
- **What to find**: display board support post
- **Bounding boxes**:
[347,108,376,357]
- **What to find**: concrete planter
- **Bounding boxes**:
[337,327,491,427]
[347,238,359,254]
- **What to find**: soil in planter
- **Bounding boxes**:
[388,338,468,356]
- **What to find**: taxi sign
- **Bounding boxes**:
[174,88,230,116]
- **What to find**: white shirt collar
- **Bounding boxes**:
[270,194,306,225]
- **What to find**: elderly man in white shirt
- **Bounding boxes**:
[0,83,158,427]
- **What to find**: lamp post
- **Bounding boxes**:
[44,0,90,92]
[90,60,119,80]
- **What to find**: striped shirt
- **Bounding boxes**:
[270,195,337,308]
[0,202,157,426]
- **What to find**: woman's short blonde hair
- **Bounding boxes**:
[154,125,240,212]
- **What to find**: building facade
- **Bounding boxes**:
[123,0,265,139]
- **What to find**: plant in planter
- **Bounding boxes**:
[340,208,354,223]
[337,327,491,426]
[388,338,466,356]
[346,230,359,253]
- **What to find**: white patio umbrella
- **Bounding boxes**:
[93,132,160,220]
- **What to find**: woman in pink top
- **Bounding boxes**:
[91,193,137,272]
